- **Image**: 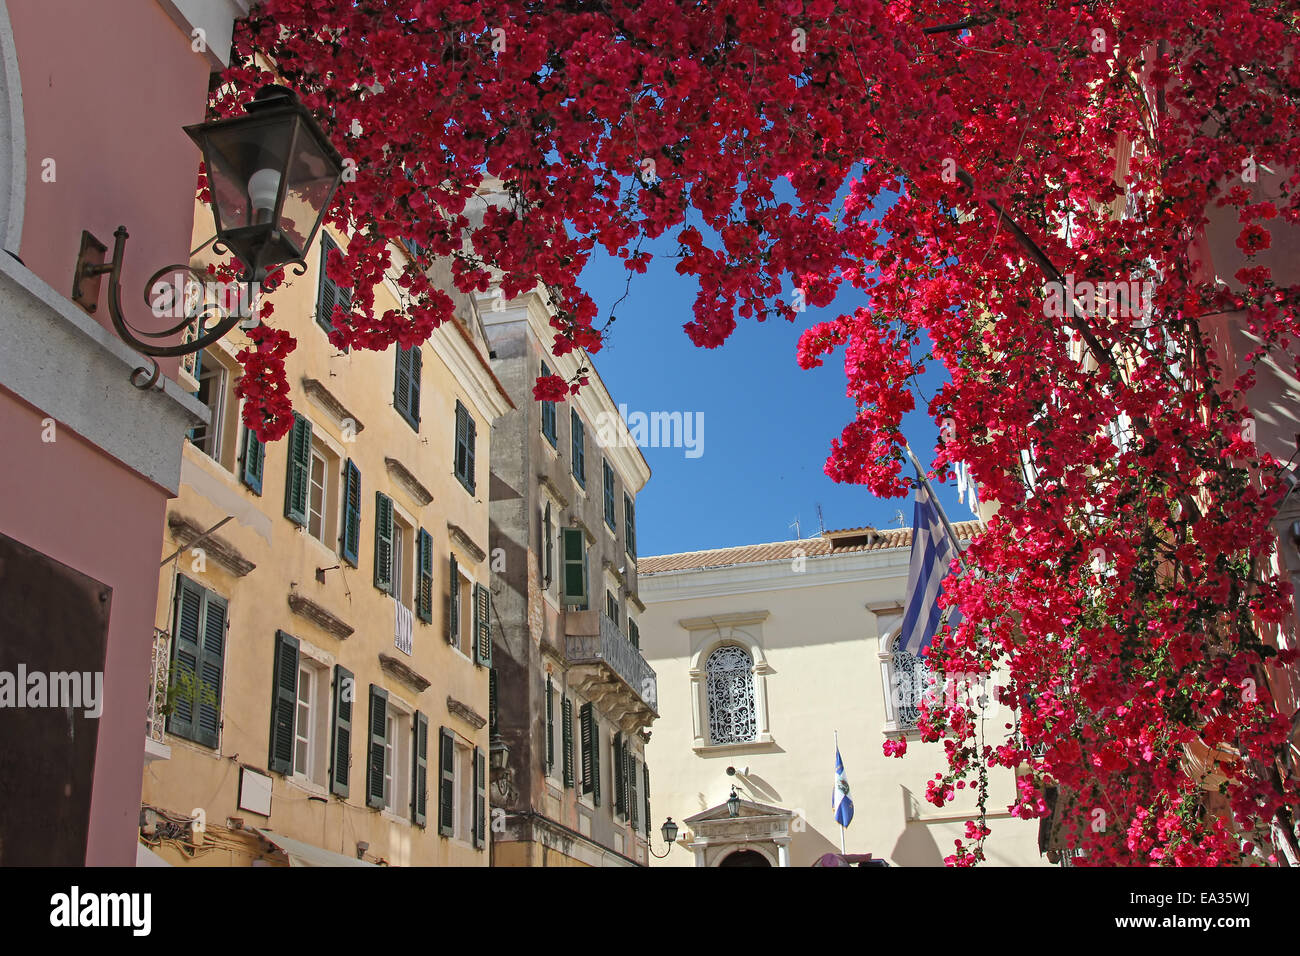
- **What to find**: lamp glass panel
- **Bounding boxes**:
[199,118,293,233]
[279,126,339,254]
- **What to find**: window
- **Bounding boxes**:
[628,618,640,650]
[316,232,352,336]
[269,632,329,788]
[706,645,757,744]
[456,743,473,841]
[605,589,619,625]
[472,582,493,667]
[391,512,414,609]
[437,728,485,848]
[454,400,477,494]
[447,555,475,654]
[394,345,422,430]
[188,348,239,468]
[540,361,557,446]
[613,732,626,818]
[545,677,556,778]
[366,686,425,823]
[239,423,265,495]
[562,527,589,608]
[579,701,601,806]
[306,440,341,547]
[284,413,313,526]
[168,575,227,749]
[571,409,585,486]
[561,694,575,788]
[889,633,932,731]
[624,493,637,559]
[541,500,554,592]
[603,460,616,529]
[416,528,434,624]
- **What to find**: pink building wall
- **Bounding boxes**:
[0,0,229,864]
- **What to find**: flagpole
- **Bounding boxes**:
[904,442,970,570]
[835,731,846,854]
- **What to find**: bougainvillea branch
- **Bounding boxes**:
[219,0,1300,865]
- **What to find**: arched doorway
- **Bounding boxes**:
[718,849,771,867]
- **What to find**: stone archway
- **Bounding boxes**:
[718,849,771,867]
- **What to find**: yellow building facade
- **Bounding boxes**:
[139,213,512,866]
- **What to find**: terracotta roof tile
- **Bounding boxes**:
[639,520,983,574]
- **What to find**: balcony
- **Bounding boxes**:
[565,612,658,733]
[144,628,171,762]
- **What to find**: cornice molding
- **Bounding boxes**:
[287,592,354,640]
[384,456,433,507]
[640,548,913,604]
[301,377,365,434]
[447,696,487,730]
[537,473,570,509]
[679,610,770,631]
[378,653,431,694]
[167,514,255,577]
[447,521,486,563]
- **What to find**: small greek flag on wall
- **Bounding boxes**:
[833,747,854,827]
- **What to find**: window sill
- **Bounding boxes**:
[286,775,330,798]
[691,735,777,757]
[380,808,417,827]
[882,724,923,740]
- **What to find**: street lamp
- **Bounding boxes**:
[74,85,344,388]
[647,817,679,859]
[727,786,742,818]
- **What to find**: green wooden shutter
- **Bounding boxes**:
[571,409,585,485]
[466,413,477,493]
[579,702,593,794]
[542,502,553,587]
[416,528,434,623]
[629,754,639,829]
[373,492,393,593]
[489,668,498,735]
[603,460,616,528]
[643,763,651,838]
[283,413,312,525]
[194,589,227,750]
[240,424,264,495]
[412,711,428,826]
[625,493,636,558]
[562,695,574,788]
[330,664,353,798]
[613,731,625,817]
[438,726,454,836]
[454,401,476,493]
[340,460,361,566]
[590,711,601,807]
[316,234,338,333]
[167,576,204,741]
[366,685,388,809]
[540,362,557,445]
[473,583,492,667]
[269,630,299,775]
[562,527,588,605]
[395,346,421,430]
[473,746,487,849]
[410,347,422,426]
[545,677,555,774]
[628,618,640,650]
[448,553,459,644]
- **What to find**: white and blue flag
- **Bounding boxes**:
[899,478,963,657]
[833,747,854,827]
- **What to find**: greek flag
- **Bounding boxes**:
[833,747,854,827]
[899,478,963,657]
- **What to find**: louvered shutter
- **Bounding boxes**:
[603,460,616,528]
[571,409,584,485]
[562,528,588,605]
[561,695,574,788]
[315,234,338,333]
[473,583,492,666]
[489,668,498,735]
[643,763,651,838]
[465,414,476,493]
[473,746,487,849]
[240,425,264,495]
[373,492,393,593]
[194,590,226,749]
[542,502,553,587]
[329,664,353,797]
[268,630,299,775]
[412,711,428,826]
[283,413,312,525]
[625,493,636,558]
[438,727,455,836]
[545,678,555,774]
[416,528,434,623]
[629,754,639,829]
[394,346,411,422]
[448,553,459,644]
[579,702,593,794]
[366,685,388,809]
[409,347,422,425]
[454,401,476,493]
[340,460,361,566]
[628,618,640,649]
[613,731,626,817]
[167,576,204,741]
[590,712,601,807]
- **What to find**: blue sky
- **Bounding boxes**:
[577,243,977,558]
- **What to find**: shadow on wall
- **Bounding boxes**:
[890,821,947,867]
[791,825,841,866]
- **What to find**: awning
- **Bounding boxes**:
[255,829,376,867]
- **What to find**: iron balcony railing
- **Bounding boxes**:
[566,613,658,712]
[147,627,170,742]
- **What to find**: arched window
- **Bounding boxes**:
[706,645,756,744]
[890,634,931,729]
